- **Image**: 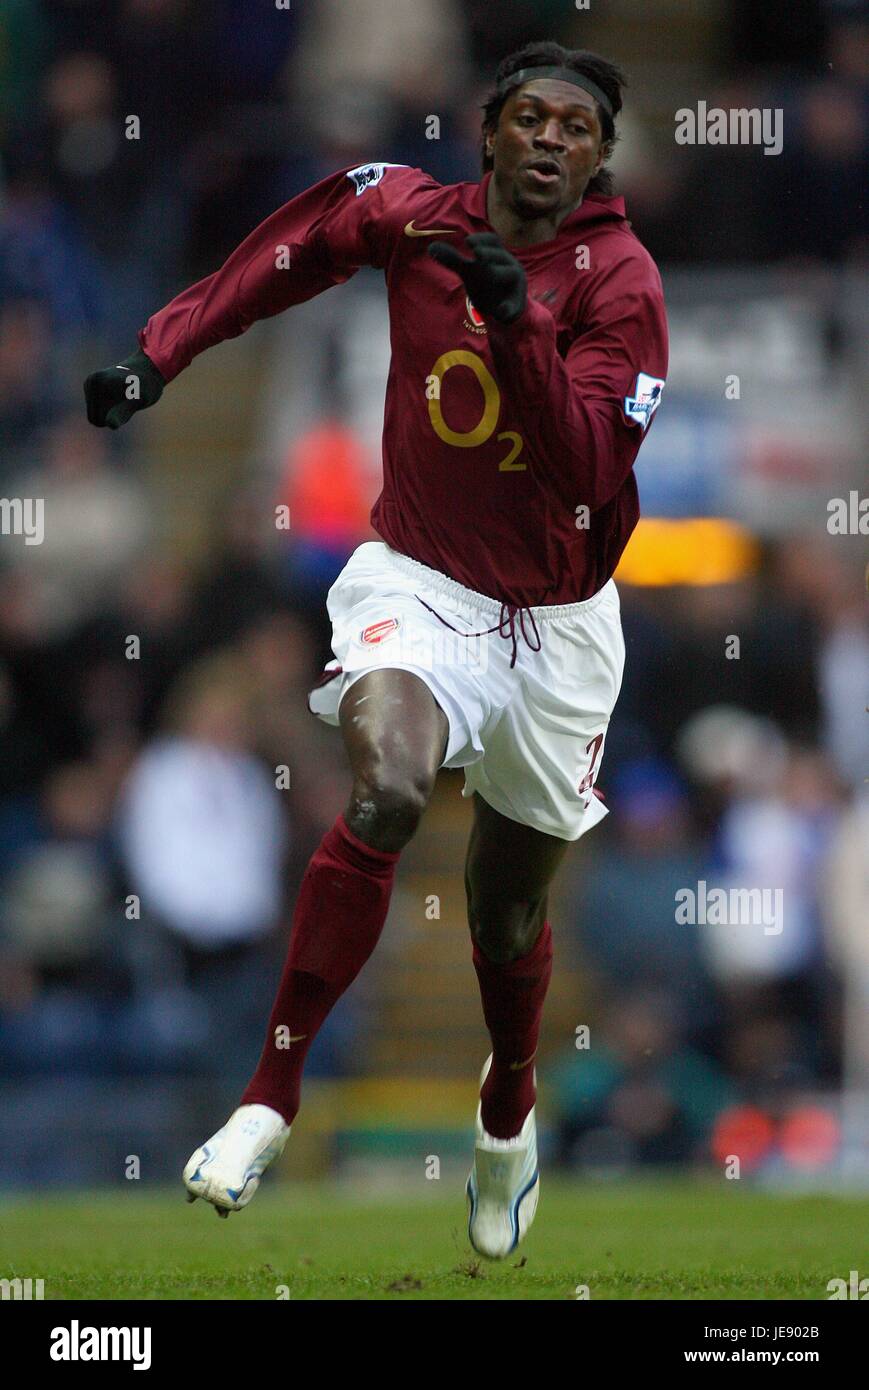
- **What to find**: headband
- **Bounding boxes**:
[496,66,614,121]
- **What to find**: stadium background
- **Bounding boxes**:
[0,0,866,1210]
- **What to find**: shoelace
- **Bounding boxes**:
[415,594,542,669]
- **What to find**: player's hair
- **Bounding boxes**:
[481,41,626,196]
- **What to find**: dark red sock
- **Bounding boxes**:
[473,921,553,1140]
[240,814,399,1124]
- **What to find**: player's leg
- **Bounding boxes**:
[461,584,624,1254]
[465,791,568,1135]
[466,789,569,962]
[239,667,446,1110]
[184,669,448,1213]
[340,667,450,851]
[463,792,569,1256]
[241,666,448,1106]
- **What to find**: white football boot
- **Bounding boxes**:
[183,1104,290,1217]
[466,1054,540,1259]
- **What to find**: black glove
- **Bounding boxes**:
[84,347,165,429]
[428,232,527,325]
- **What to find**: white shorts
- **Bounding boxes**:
[308,542,626,841]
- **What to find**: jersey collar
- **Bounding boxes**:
[467,170,627,243]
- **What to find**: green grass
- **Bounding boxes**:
[1,1179,866,1300]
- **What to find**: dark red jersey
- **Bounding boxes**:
[140,162,668,606]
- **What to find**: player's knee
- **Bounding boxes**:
[346,766,434,851]
[468,895,545,964]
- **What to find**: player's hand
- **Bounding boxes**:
[428,232,527,325]
[84,348,165,429]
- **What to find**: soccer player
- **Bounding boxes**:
[85,41,668,1258]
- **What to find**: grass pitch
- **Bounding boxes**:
[1,1179,866,1300]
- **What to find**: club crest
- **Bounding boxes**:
[463,296,487,335]
[360,617,400,644]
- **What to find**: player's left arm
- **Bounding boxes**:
[483,249,668,514]
[85,163,419,428]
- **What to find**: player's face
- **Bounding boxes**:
[488,79,607,221]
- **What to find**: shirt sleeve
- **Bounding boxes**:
[485,251,669,513]
[138,163,410,382]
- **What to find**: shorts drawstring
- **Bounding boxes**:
[415,594,542,669]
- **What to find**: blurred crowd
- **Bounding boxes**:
[551,539,868,1174]
[0,1,867,1180]
[1,0,866,379]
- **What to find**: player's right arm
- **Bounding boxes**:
[84,163,409,429]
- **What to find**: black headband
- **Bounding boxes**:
[496,66,614,121]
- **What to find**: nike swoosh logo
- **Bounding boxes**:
[509,1051,537,1071]
[288,1034,307,1043]
[404,221,456,237]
